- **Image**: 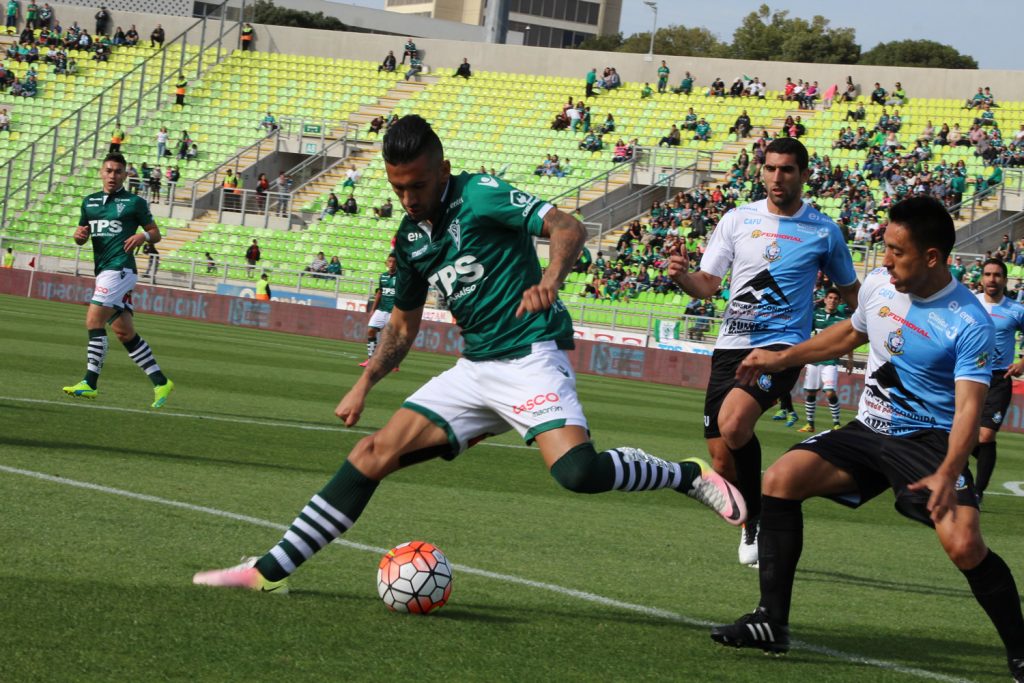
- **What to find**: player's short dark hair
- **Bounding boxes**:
[888,196,955,259]
[382,115,443,166]
[765,137,809,171]
[983,257,1008,277]
[103,152,127,168]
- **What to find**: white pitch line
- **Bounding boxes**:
[0,463,974,683]
[0,396,532,450]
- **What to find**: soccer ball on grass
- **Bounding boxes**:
[377,540,452,614]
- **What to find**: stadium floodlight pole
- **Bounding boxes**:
[643,1,657,62]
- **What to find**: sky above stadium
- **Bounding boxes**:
[615,0,1019,71]
[338,0,1018,71]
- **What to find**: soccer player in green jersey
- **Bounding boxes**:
[797,289,851,432]
[194,115,747,593]
[359,254,398,368]
[62,153,174,408]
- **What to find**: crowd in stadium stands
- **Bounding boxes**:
[0,2,171,102]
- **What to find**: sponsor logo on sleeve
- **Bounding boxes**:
[976,351,989,368]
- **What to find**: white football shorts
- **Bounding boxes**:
[403,341,589,454]
[803,363,839,391]
[91,268,137,311]
[368,308,392,330]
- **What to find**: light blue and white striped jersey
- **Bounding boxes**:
[851,268,994,436]
[701,199,857,350]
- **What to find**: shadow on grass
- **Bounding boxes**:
[0,436,329,475]
[794,620,1007,680]
[798,567,972,599]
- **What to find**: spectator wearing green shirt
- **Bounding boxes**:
[673,71,693,95]
[657,60,669,93]
[5,0,17,35]
[585,67,596,98]
[641,82,653,99]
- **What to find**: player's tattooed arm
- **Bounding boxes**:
[336,306,422,426]
[366,321,411,381]
[517,208,584,317]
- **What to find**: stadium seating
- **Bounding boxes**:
[3,38,1022,335]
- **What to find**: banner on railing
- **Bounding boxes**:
[216,283,337,308]
[653,319,680,341]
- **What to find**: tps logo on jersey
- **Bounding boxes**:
[763,241,781,262]
[885,328,905,355]
[976,351,989,368]
[757,373,772,391]
[88,219,123,235]
[427,254,485,298]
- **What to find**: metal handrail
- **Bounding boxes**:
[0,0,241,228]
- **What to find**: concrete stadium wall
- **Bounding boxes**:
[7,268,1024,435]
[49,3,203,38]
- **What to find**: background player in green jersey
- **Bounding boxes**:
[797,288,852,432]
[360,254,398,368]
[194,115,747,594]
[62,153,174,409]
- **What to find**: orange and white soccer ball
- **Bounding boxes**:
[377,540,453,614]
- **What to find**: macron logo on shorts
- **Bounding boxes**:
[512,392,561,416]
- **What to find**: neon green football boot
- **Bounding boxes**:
[152,379,175,409]
[63,381,97,399]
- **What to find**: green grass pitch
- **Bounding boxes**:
[1,293,1021,682]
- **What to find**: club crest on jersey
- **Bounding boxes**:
[757,374,772,391]
[763,241,781,262]
[447,218,462,250]
[976,351,989,368]
[885,328,905,355]
[115,201,126,216]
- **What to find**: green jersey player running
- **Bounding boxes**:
[360,254,398,368]
[796,288,852,433]
[62,153,174,408]
[194,115,746,594]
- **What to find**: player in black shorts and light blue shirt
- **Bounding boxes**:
[974,257,1024,503]
[710,197,1024,681]
[669,138,859,566]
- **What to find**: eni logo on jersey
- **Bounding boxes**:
[763,241,781,262]
[427,254,484,297]
[88,219,123,235]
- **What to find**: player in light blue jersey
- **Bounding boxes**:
[974,258,1024,503]
[711,197,1024,681]
[669,138,860,565]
